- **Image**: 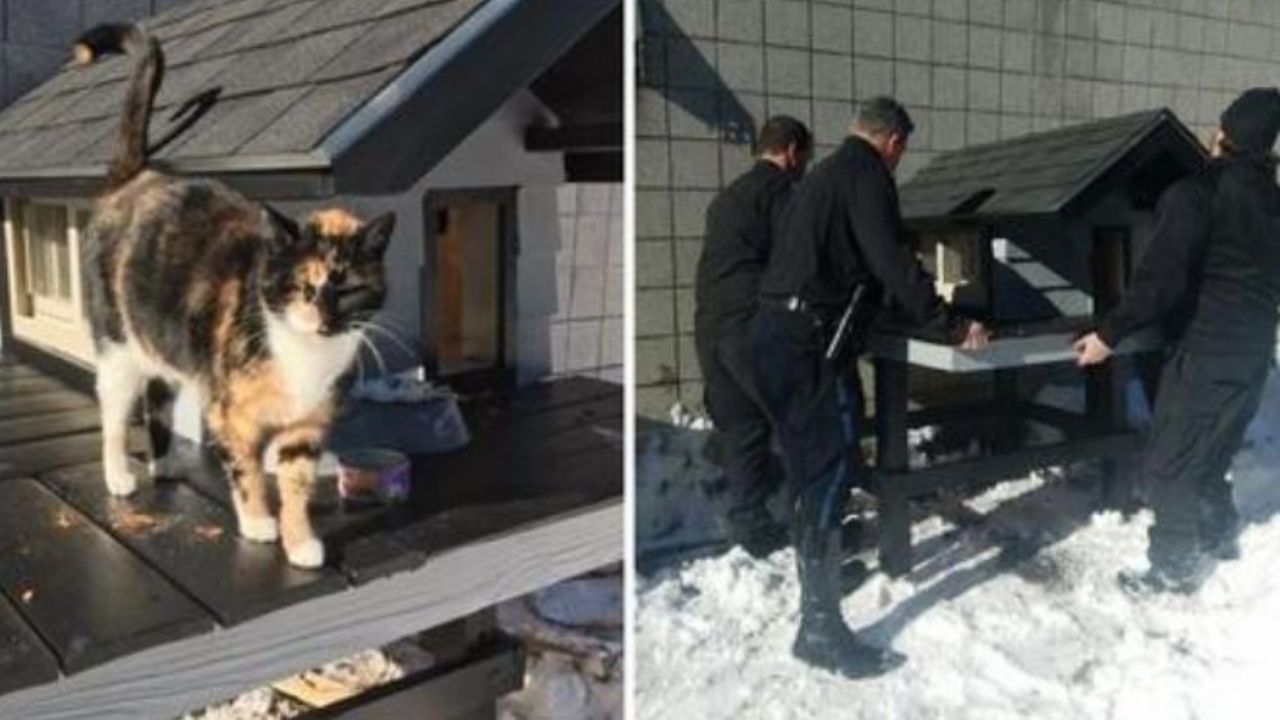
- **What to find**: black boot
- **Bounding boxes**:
[791,490,905,678]
[1200,504,1243,561]
[723,505,790,559]
[1118,552,1215,596]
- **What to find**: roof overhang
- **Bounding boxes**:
[899,109,1208,228]
[323,0,619,195]
[0,0,619,199]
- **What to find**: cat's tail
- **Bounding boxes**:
[72,24,164,190]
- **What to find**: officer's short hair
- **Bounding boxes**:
[756,115,812,156]
[853,96,915,139]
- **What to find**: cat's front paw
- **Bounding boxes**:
[284,537,325,569]
[239,514,280,543]
[104,465,138,496]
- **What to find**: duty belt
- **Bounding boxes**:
[760,294,816,314]
[759,295,834,334]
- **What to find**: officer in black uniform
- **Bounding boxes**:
[752,96,990,677]
[1076,87,1280,594]
[695,116,813,557]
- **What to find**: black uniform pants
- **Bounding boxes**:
[750,306,866,531]
[1143,348,1270,567]
[697,321,784,528]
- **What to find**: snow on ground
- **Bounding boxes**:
[636,369,1280,720]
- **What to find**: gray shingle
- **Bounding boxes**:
[168,0,276,38]
[33,122,115,169]
[0,125,86,170]
[214,24,367,96]
[238,68,397,154]
[0,0,504,174]
[898,110,1203,221]
[280,0,385,37]
[217,1,324,54]
[0,97,48,135]
[153,55,239,108]
[0,130,39,169]
[310,0,484,81]
[162,87,311,158]
[162,22,242,65]
[64,80,129,123]
[11,88,96,132]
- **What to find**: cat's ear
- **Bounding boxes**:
[359,212,395,260]
[263,204,300,251]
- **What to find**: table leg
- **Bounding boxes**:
[875,358,911,576]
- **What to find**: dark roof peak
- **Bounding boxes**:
[899,108,1206,223]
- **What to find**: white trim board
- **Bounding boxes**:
[866,329,1163,373]
[0,499,623,720]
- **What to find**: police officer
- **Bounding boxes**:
[1076,87,1280,594]
[752,96,990,677]
[695,116,812,557]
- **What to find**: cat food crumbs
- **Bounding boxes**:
[111,510,170,535]
[20,589,34,604]
[193,524,224,540]
[54,510,75,529]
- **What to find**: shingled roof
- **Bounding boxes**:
[898,109,1207,224]
[0,0,618,198]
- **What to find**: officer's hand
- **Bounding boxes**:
[1073,332,1113,367]
[960,321,991,350]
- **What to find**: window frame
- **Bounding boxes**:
[4,196,96,365]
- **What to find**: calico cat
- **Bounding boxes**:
[77,24,395,568]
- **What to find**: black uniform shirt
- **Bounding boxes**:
[1098,154,1280,356]
[695,160,796,339]
[759,135,961,338]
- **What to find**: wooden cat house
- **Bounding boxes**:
[898,108,1207,334]
[865,109,1207,576]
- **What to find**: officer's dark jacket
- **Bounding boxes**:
[695,161,796,338]
[759,135,961,338]
[1098,153,1280,356]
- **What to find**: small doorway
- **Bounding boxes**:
[421,189,518,393]
[1091,226,1131,317]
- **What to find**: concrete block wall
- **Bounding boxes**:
[636,0,1280,419]
[548,182,626,384]
[0,0,198,107]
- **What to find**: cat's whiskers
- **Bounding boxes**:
[352,349,369,386]
[353,330,388,379]
[350,320,417,362]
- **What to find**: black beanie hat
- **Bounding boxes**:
[1220,87,1280,154]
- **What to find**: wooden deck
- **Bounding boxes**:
[0,357,622,718]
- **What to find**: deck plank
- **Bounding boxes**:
[0,432,103,481]
[0,408,100,446]
[0,390,95,422]
[0,376,68,398]
[0,479,214,673]
[0,500,621,720]
[0,364,43,380]
[498,378,617,419]
[39,464,349,626]
[0,594,60,695]
[338,443,621,583]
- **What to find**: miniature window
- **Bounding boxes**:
[4,198,95,363]
[920,232,981,302]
